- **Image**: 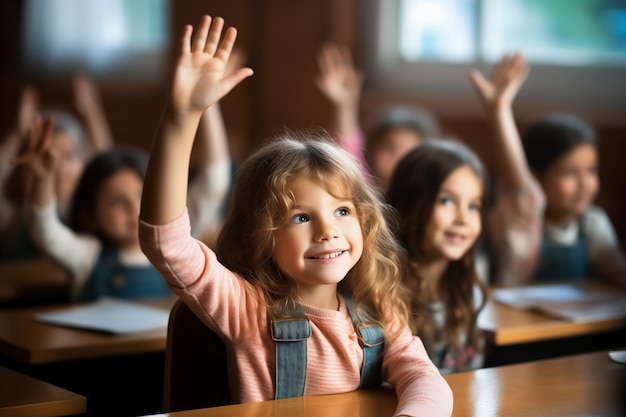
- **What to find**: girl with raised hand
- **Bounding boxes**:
[139,15,452,416]
[387,139,489,374]
[470,53,626,287]
[315,42,440,192]
[14,115,171,302]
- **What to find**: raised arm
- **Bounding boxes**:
[187,49,245,239]
[73,73,114,151]
[469,53,531,192]
[315,42,364,142]
[140,15,253,226]
[13,115,57,207]
[0,85,39,230]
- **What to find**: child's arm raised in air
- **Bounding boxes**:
[469,53,531,192]
[13,115,101,295]
[141,16,252,226]
[470,53,545,285]
[315,43,366,169]
[187,48,246,240]
[73,73,114,151]
[315,43,364,141]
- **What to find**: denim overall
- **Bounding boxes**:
[532,219,589,283]
[271,295,385,399]
[79,243,172,301]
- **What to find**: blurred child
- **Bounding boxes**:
[387,139,489,374]
[315,42,440,191]
[1,79,110,259]
[470,53,626,287]
[139,16,453,415]
[16,116,172,301]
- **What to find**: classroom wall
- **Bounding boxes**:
[1,0,625,242]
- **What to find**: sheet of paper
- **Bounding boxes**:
[493,284,626,322]
[493,284,588,309]
[35,297,171,334]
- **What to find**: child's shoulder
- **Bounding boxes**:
[581,205,617,236]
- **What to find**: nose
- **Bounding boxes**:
[454,205,469,224]
[314,217,339,242]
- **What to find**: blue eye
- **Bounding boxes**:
[469,202,482,212]
[335,207,349,217]
[438,197,453,206]
[290,214,309,224]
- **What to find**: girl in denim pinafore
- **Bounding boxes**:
[470,53,625,288]
[16,124,172,302]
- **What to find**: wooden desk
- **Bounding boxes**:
[140,350,625,417]
[0,298,176,364]
[0,258,69,307]
[0,365,86,417]
[478,299,626,346]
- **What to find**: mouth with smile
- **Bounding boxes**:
[444,231,468,245]
[307,250,347,260]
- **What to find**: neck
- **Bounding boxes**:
[544,207,577,227]
[418,258,449,301]
[298,285,339,310]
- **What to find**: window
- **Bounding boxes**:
[361,0,626,123]
[21,0,171,83]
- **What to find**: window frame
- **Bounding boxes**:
[359,0,626,126]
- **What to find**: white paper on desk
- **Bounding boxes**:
[493,284,626,322]
[35,297,170,334]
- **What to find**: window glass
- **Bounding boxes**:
[397,0,626,66]
[21,0,170,80]
[399,0,477,62]
[482,0,626,65]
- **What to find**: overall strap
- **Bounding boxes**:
[271,305,311,399]
[271,297,385,399]
[342,296,385,389]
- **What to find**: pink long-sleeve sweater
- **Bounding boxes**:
[139,210,453,417]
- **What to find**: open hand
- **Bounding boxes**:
[170,15,253,115]
[469,53,529,110]
[315,42,364,108]
[12,115,57,180]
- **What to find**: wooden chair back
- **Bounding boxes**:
[163,298,231,412]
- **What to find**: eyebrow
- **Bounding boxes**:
[290,198,355,210]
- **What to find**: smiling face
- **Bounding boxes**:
[422,166,483,262]
[272,176,363,302]
[539,144,599,224]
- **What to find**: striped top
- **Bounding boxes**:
[139,210,453,417]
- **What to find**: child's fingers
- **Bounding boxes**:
[214,26,237,64]
[28,115,43,151]
[468,69,488,93]
[192,15,212,53]
[204,17,224,56]
[180,24,193,55]
[221,67,254,95]
[339,45,354,69]
[38,115,56,153]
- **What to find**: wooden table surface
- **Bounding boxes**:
[0,298,176,364]
[0,365,86,417]
[140,350,625,417]
[477,299,626,346]
[0,259,69,306]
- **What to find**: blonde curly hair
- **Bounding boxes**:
[216,133,410,332]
